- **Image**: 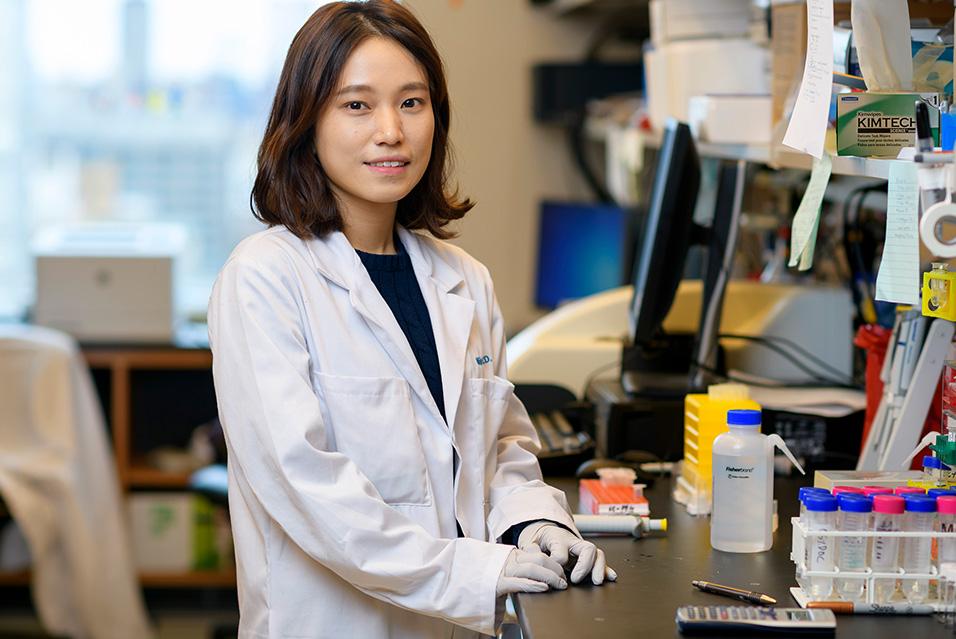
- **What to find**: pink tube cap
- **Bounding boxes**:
[939,496,956,515]
[894,486,926,496]
[873,495,905,514]
[863,486,893,497]
[833,486,865,495]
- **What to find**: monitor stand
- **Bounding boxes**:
[619,332,700,399]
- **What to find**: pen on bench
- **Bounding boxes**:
[691,580,777,606]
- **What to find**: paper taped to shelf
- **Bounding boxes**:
[875,161,920,304]
[789,153,832,270]
[782,0,833,158]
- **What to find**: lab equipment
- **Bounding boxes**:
[33,222,187,343]
[804,495,838,598]
[870,495,904,603]
[674,606,836,636]
[901,495,937,603]
[690,580,776,606]
[710,409,804,552]
[923,263,956,319]
[578,469,649,516]
[938,496,956,568]
[836,495,871,602]
[678,384,761,514]
[572,514,667,538]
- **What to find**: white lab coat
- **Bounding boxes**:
[0,326,152,639]
[208,225,577,639]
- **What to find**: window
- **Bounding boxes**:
[1,0,324,319]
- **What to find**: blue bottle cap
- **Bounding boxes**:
[804,495,838,512]
[727,409,761,427]
[904,495,938,512]
[928,488,956,498]
[798,487,830,503]
[837,494,872,513]
[923,456,951,470]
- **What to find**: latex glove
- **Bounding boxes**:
[518,522,618,585]
[495,546,568,596]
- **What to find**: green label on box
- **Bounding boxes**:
[837,92,939,157]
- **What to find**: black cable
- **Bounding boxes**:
[719,332,853,383]
[716,334,855,388]
[691,360,850,389]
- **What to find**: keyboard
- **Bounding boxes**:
[530,410,594,458]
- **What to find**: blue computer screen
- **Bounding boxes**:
[534,201,627,309]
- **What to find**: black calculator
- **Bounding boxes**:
[676,606,836,635]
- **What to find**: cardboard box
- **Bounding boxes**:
[836,92,939,157]
[128,493,222,572]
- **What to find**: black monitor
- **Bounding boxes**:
[621,119,744,396]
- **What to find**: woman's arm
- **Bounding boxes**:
[479,270,580,541]
[208,245,512,635]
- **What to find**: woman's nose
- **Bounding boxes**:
[373,108,404,145]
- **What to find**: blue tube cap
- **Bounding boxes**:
[804,495,838,512]
[904,495,938,512]
[837,494,872,512]
[798,487,830,503]
[928,488,956,498]
[727,409,761,427]
[923,456,951,471]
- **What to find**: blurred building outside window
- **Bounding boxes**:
[0,0,325,321]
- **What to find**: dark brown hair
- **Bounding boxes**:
[251,0,473,240]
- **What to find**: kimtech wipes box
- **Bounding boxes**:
[837,92,939,157]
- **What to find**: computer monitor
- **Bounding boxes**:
[621,119,744,395]
[534,201,628,309]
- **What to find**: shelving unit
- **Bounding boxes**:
[0,345,232,589]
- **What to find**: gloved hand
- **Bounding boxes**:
[518,522,617,585]
[495,546,568,596]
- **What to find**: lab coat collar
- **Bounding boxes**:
[306,226,474,436]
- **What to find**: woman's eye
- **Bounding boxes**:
[402,98,423,108]
[346,101,365,111]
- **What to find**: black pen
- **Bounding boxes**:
[691,580,777,606]
[915,100,934,153]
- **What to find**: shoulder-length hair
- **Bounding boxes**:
[251,0,473,240]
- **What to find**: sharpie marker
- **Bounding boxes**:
[807,600,935,615]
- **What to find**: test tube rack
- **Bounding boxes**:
[790,517,956,607]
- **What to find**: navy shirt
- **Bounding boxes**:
[356,238,446,422]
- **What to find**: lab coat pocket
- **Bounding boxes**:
[464,376,515,466]
[313,372,430,506]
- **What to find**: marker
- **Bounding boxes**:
[915,100,934,153]
[807,600,937,615]
[914,151,954,163]
[691,580,776,606]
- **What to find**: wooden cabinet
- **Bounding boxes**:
[0,346,234,589]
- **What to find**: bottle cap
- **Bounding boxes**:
[923,455,951,470]
[873,494,905,514]
[938,496,956,515]
[837,494,872,513]
[727,409,761,427]
[832,485,865,495]
[904,495,938,512]
[862,486,894,496]
[894,486,926,496]
[804,495,838,512]
[928,488,956,498]
[798,487,830,503]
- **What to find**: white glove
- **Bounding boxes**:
[518,522,618,585]
[495,546,568,596]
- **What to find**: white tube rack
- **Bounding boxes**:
[790,517,956,605]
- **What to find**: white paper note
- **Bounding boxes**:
[875,161,920,304]
[789,153,832,270]
[782,0,834,159]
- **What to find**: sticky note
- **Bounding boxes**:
[875,160,920,305]
[789,153,832,270]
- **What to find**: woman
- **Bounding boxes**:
[208,2,615,637]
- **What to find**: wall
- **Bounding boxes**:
[406,0,601,333]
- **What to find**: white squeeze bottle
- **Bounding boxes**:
[711,409,805,552]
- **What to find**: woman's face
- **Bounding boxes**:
[315,37,435,219]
